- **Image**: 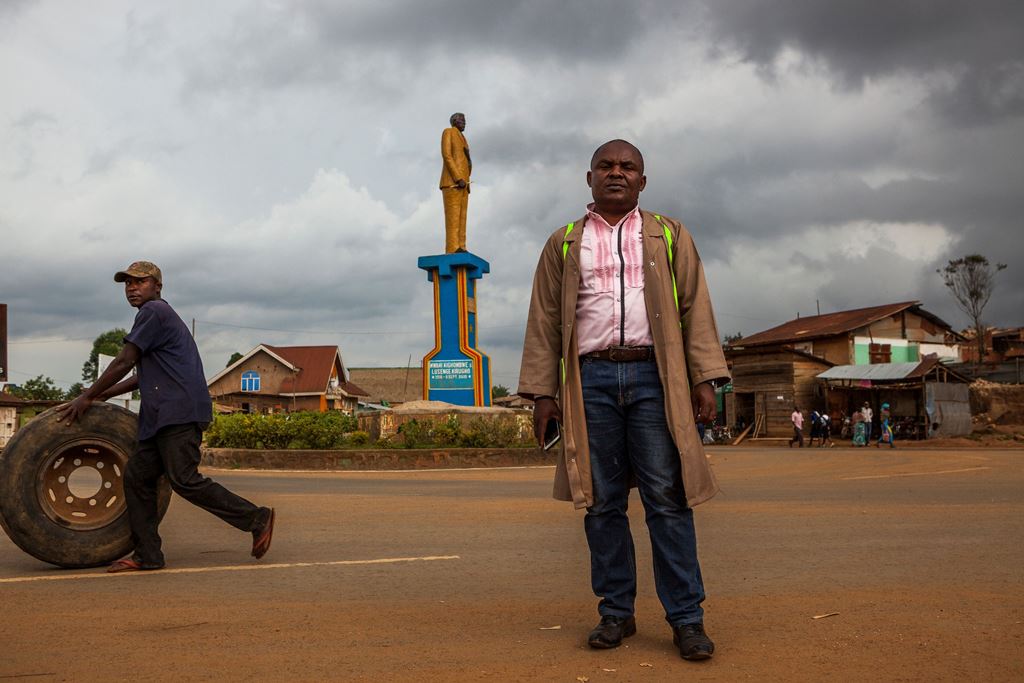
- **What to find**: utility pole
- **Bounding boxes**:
[403,354,412,401]
[0,303,7,382]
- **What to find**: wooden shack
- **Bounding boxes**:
[725,348,833,438]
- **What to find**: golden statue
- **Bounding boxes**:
[439,112,471,253]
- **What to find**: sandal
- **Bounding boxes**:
[107,557,164,573]
[251,508,275,559]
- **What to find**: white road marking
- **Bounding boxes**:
[841,466,991,481]
[0,555,460,584]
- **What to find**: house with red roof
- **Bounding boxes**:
[207,345,368,414]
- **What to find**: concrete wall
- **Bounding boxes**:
[202,446,549,470]
[0,406,15,447]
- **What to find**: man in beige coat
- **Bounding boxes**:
[439,112,471,253]
[517,140,729,661]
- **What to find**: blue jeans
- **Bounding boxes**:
[580,358,706,627]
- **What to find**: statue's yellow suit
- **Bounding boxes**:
[439,126,472,253]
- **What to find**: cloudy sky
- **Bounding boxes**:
[2,0,1022,392]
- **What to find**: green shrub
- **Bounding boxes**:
[205,411,354,450]
[204,410,533,450]
[432,414,462,446]
[397,418,429,449]
[347,430,370,446]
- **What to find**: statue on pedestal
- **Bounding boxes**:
[439,112,472,253]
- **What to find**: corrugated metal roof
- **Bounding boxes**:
[733,301,956,347]
[817,362,922,381]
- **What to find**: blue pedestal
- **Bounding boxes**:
[417,252,492,406]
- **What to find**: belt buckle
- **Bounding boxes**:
[608,346,626,362]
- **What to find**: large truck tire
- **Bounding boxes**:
[0,403,171,568]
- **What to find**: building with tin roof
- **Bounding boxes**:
[724,302,965,439]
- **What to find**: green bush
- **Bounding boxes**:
[397,418,429,449]
[205,411,357,450]
[432,414,462,446]
[347,430,370,446]
[204,410,533,450]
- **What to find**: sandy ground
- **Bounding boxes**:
[1,447,1021,682]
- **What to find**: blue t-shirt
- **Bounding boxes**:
[124,299,212,440]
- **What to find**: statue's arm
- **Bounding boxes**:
[441,129,463,183]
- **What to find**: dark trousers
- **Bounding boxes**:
[790,426,804,447]
[125,422,261,565]
[581,358,706,627]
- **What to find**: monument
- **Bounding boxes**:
[418,113,491,406]
[439,112,471,254]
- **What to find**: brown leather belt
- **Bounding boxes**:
[581,346,655,362]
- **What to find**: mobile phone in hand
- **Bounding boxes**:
[542,419,562,451]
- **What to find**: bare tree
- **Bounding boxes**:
[937,255,1007,364]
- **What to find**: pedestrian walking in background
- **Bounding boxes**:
[809,409,821,447]
[789,406,804,448]
[820,411,834,447]
[877,402,895,448]
[862,402,874,444]
[851,409,866,447]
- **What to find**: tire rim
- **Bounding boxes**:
[36,438,128,531]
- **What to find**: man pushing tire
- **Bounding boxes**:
[57,261,275,572]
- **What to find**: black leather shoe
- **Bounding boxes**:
[673,623,715,660]
[587,615,636,649]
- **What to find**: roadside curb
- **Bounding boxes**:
[201,447,555,471]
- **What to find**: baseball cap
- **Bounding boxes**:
[114,261,162,284]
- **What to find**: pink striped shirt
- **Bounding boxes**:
[575,204,654,355]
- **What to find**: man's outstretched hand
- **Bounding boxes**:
[55,395,95,424]
[533,397,563,446]
[691,381,717,425]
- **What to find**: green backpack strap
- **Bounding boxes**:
[561,221,576,260]
[557,221,577,384]
[653,214,681,319]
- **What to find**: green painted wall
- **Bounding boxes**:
[854,342,920,364]
[890,344,919,363]
[855,344,870,365]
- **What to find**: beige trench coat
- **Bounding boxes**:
[517,210,730,509]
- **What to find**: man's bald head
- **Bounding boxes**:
[590,139,644,173]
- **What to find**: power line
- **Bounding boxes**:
[9,337,94,345]
[4,368,81,386]
[194,319,525,335]
[195,320,432,336]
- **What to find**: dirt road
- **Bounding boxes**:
[1,447,1021,681]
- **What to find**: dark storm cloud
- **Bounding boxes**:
[474,125,591,170]
[700,0,1024,81]
[274,0,650,60]
[0,0,35,23]
[184,0,655,93]
[699,0,1024,124]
